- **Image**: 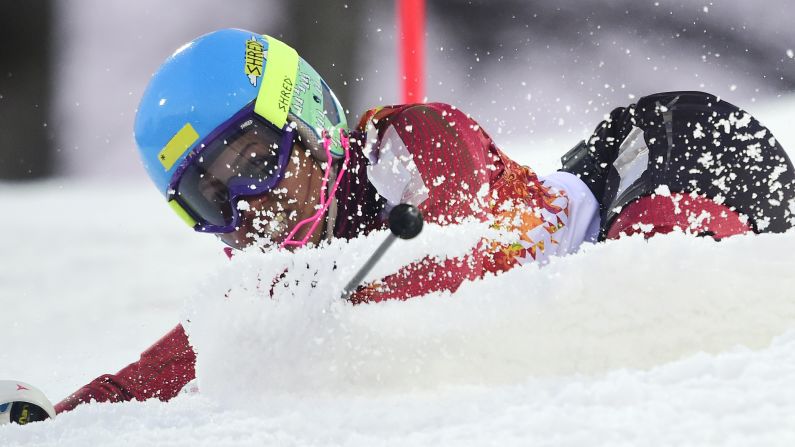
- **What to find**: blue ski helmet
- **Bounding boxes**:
[134,29,348,201]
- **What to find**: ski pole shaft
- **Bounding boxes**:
[341,203,423,300]
[341,233,396,300]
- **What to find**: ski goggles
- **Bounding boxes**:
[167,101,351,249]
[167,102,295,234]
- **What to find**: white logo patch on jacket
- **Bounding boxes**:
[365,124,430,208]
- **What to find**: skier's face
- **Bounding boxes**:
[218,143,326,250]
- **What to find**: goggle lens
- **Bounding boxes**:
[173,116,291,230]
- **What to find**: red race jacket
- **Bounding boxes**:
[55,103,599,414]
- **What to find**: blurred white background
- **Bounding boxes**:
[4,0,795,181]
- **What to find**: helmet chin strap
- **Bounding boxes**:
[322,165,341,243]
[280,129,350,249]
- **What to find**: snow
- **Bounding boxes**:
[193,226,795,385]
[4,98,795,445]
[11,333,795,446]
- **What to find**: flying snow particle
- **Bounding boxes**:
[787,49,794,59]
[693,122,706,139]
[654,184,672,197]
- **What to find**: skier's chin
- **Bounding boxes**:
[218,206,298,251]
[248,229,288,252]
[218,226,284,252]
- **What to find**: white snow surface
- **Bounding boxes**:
[3,186,795,446]
[4,97,795,445]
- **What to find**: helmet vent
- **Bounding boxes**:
[321,84,341,125]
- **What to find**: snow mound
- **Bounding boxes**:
[185,226,795,408]
[7,329,795,447]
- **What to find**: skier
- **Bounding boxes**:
[6,28,794,424]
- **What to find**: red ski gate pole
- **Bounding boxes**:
[398,0,425,103]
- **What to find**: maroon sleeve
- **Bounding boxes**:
[385,103,500,225]
[349,103,506,302]
[350,246,488,303]
[54,324,196,414]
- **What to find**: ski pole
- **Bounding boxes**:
[341,203,423,300]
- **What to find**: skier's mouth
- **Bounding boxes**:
[233,195,302,250]
[247,208,292,247]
